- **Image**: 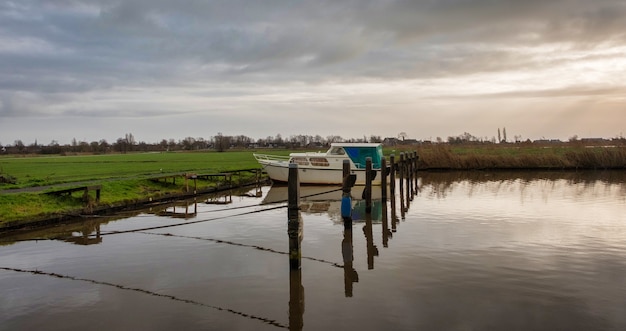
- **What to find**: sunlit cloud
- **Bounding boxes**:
[1,0,625,144]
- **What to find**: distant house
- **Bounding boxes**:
[401,139,419,145]
[382,137,399,146]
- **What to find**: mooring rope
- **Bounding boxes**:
[96,204,287,236]
[0,266,288,329]
[138,231,344,269]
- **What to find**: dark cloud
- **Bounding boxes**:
[1,0,625,143]
[3,0,625,91]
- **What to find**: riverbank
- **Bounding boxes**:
[0,163,267,232]
[1,145,625,231]
[0,178,267,234]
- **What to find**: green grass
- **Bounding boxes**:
[0,193,84,224]
[0,150,267,225]
[0,151,261,188]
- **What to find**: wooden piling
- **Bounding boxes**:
[342,160,353,220]
[287,163,302,270]
[405,154,411,204]
[389,154,396,197]
[408,152,414,197]
[365,157,372,214]
[399,153,406,219]
[288,164,300,215]
[399,153,405,196]
[415,151,420,194]
[381,157,387,202]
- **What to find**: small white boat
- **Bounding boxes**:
[253,143,384,185]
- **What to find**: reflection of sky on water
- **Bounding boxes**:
[1,171,625,330]
[416,172,626,251]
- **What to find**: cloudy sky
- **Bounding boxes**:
[1,0,625,145]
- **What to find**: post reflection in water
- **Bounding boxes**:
[342,216,359,297]
[287,209,304,330]
[390,178,399,233]
[289,267,304,331]
[64,223,102,245]
[381,201,391,248]
[363,213,378,270]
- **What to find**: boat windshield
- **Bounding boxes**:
[344,146,383,169]
[329,147,346,155]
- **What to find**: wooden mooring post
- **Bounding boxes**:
[341,159,356,222]
[413,152,420,194]
[381,156,388,201]
[389,154,396,197]
[365,157,373,214]
[341,159,358,297]
[405,153,411,207]
[399,153,406,218]
[398,152,404,199]
[287,163,302,270]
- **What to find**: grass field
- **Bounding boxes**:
[0,151,265,188]
[1,145,625,226]
[0,151,272,225]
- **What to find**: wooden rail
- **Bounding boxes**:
[45,185,101,203]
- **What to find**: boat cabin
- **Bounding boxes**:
[327,143,383,169]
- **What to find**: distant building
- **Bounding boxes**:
[382,137,399,146]
[580,138,608,144]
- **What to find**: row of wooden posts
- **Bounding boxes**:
[287,152,419,270]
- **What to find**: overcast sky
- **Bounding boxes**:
[1,0,625,145]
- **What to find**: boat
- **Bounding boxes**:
[253,143,384,185]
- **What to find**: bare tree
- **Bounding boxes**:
[214,132,231,152]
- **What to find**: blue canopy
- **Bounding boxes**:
[344,146,383,169]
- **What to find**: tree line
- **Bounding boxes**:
[0,133,385,155]
[2,131,623,155]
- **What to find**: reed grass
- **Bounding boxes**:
[411,144,626,170]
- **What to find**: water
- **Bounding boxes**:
[1,171,625,330]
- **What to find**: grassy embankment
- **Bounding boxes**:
[0,151,266,226]
[1,144,625,226]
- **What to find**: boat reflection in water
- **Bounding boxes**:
[262,185,384,223]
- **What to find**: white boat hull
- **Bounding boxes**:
[260,161,381,185]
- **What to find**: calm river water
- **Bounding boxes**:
[1,171,625,331]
